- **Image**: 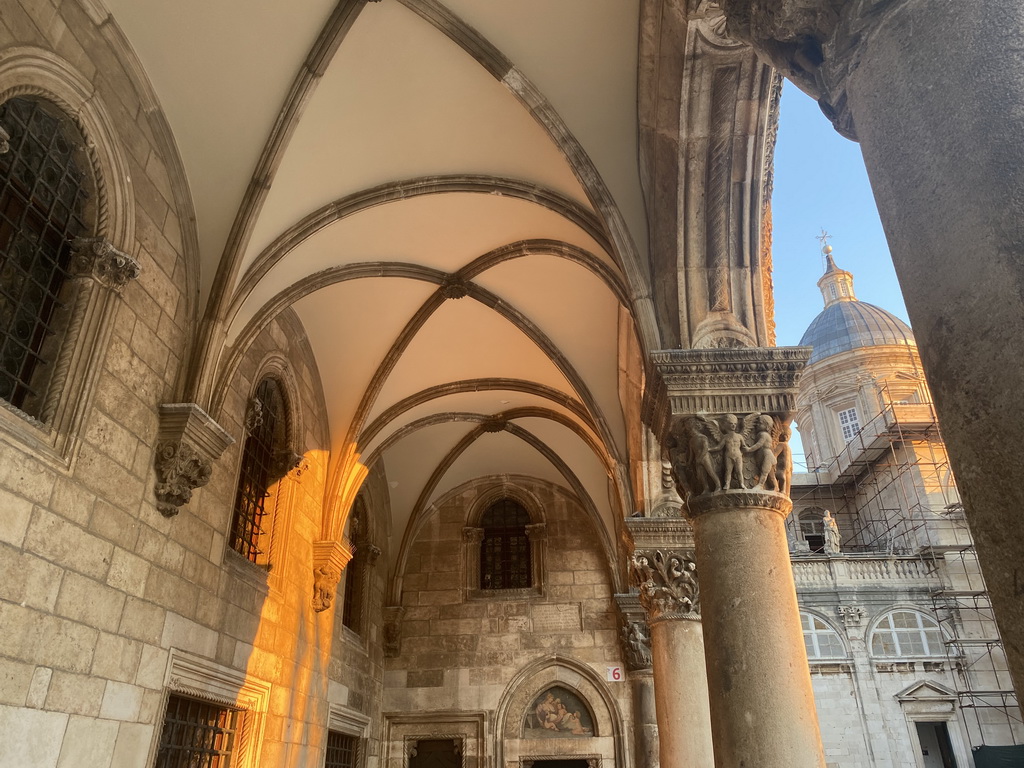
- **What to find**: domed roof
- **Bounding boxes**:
[800,300,915,364]
[799,247,915,364]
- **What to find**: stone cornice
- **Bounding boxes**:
[623,517,695,552]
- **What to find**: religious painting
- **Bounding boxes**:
[524,686,594,737]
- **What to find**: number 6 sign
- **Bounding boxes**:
[606,666,623,682]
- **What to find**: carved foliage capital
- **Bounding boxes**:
[71,237,141,291]
[630,549,700,622]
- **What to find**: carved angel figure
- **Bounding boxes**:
[774,423,793,496]
[742,413,779,490]
[684,416,721,495]
[715,413,746,490]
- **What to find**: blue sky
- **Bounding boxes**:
[772,81,909,347]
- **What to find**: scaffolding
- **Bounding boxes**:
[791,391,1023,747]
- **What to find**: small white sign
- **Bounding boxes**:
[606,666,623,682]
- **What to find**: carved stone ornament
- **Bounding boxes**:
[630,549,700,623]
[667,411,794,498]
[837,605,865,627]
[70,237,141,291]
[621,619,653,670]
[243,396,264,435]
[154,404,234,517]
[441,276,469,299]
[718,0,904,139]
[311,539,354,613]
[0,124,9,154]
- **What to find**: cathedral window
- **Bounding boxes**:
[838,406,860,442]
[0,96,92,418]
[871,610,945,657]
[155,693,241,768]
[480,498,532,590]
[230,376,288,564]
[801,612,847,659]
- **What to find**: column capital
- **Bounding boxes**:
[650,348,809,501]
[719,0,907,139]
[630,548,701,624]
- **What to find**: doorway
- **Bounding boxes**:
[528,761,589,768]
[409,739,460,768]
[915,722,957,768]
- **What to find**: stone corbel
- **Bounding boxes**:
[154,403,234,517]
[71,237,141,292]
[311,539,355,613]
[383,605,405,658]
[615,593,653,671]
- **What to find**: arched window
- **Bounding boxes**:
[801,612,847,659]
[871,610,945,657]
[230,377,288,564]
[480,498,532,590]
[799,510,825,553]
[0,96,92,417]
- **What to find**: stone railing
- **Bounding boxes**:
[793,555,940,590]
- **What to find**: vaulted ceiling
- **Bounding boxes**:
[104,0,654,576]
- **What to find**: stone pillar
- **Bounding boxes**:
[721,0,1024,712]
[615,594,660,768]
[624,520,714,768]
[654,347,824,768]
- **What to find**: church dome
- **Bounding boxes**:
[799,247,915,364]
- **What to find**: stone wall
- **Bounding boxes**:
[382,477,632,768]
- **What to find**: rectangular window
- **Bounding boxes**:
[325,731,359,768]
[156,693,241,768]
[838,407,860,442]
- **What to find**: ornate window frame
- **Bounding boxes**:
[156,649,271,768]
[463,485,546,600]
[225,355,304,578]
[326,704,371,768]
[0,47,136,466]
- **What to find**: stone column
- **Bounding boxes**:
[721,0,1024,711]
[654,347,823,768]
[615,594,660,768]
[625,519,714,768]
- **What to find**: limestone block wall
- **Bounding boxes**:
[382,478,631,768]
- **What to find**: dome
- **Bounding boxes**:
[800,299,915,364]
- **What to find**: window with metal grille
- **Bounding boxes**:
[324,731,359,768]
[155,693,241,768]
[480,498,531,590]
[0,96,91,417]
[341,497,366,633]
[230,377,287,563]
[838,406,860,442]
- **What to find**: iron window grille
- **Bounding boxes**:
[0,96,91,417]
[324,731,359,768]
[155,693,241,768]
[230,377,287,563]
[480,498,532,590]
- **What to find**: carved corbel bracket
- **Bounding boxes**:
[311,539,355,613]
[154,403,234,517]
[614,593,652,672]
[383,605,405,658]
[71,237,141,292]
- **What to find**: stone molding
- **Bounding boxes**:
[630,549,701,624]
[70,236,140,291]
[687,488,793,519]
[719,0,908,139]
[383,605,405,657]
[154,403,234,517]
[311,538,354,613]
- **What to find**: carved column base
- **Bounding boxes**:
[311,539,354,613]
[154,404,233,517]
